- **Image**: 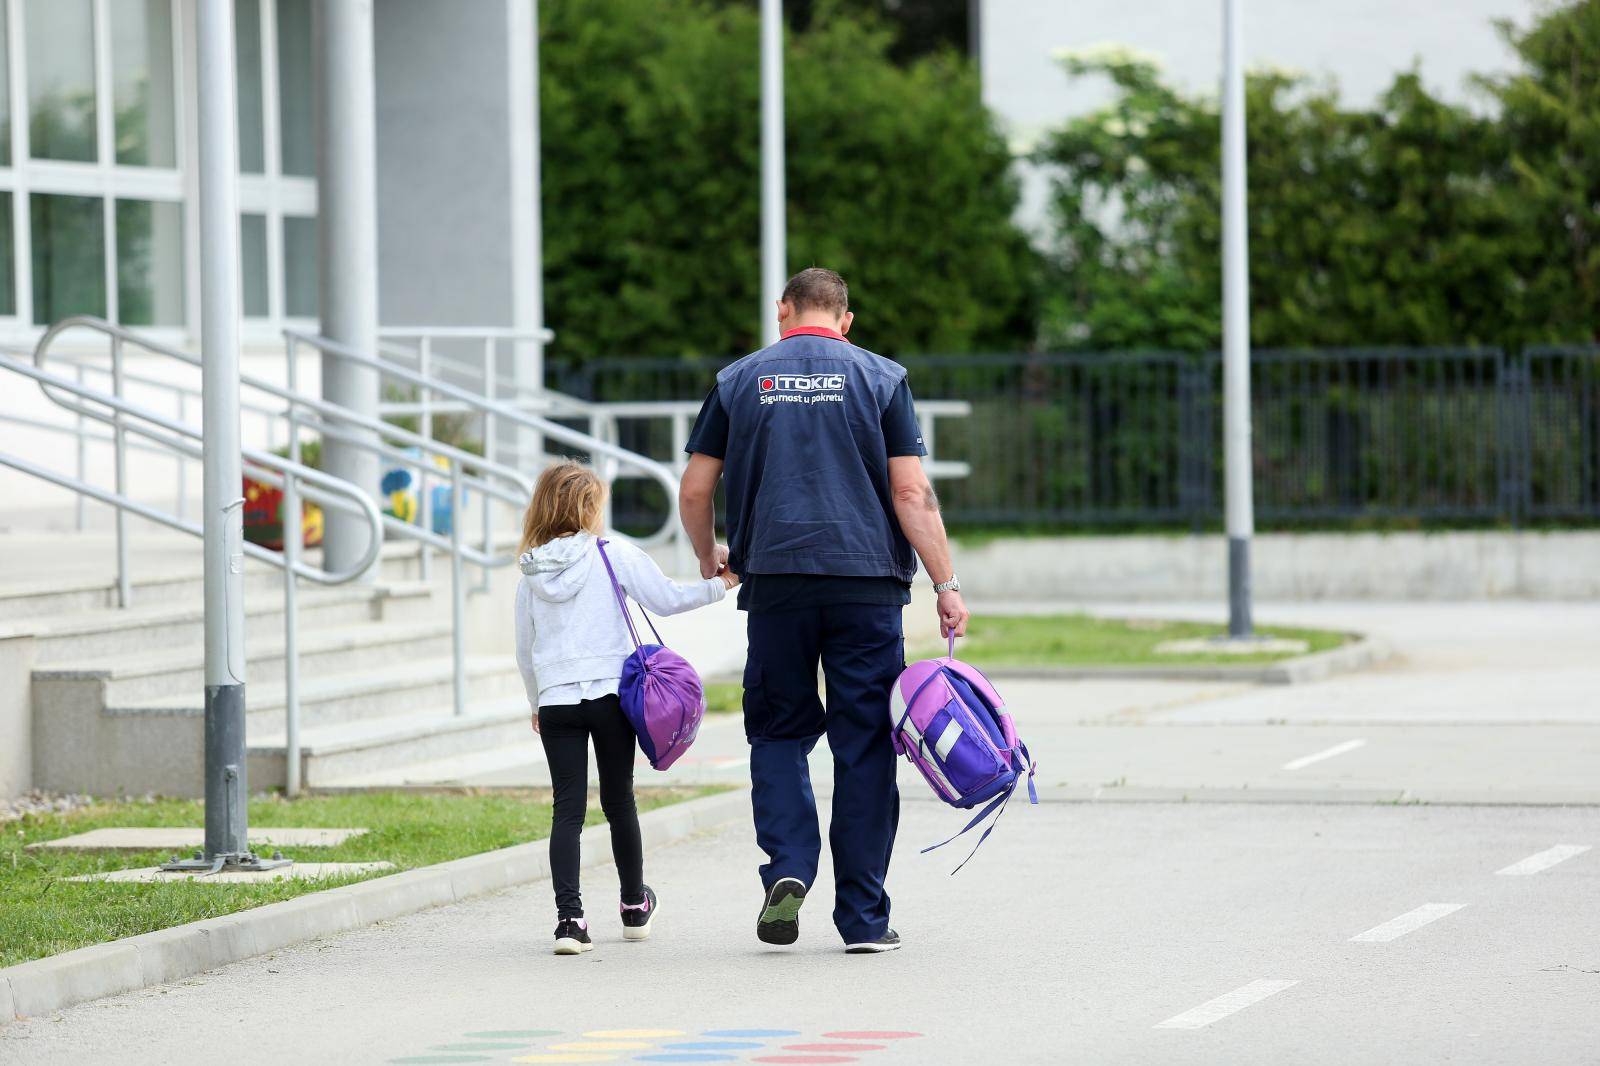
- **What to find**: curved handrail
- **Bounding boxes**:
[287,327,683,546]
[0,351,383,584]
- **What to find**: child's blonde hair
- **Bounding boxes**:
[519,461,606,553]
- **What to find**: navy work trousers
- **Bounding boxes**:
[743,602,904,944]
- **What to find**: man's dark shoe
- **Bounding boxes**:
[845,928,902,954]
[756,877,808,945]
[553,917,592,955]
[621,885,657,941]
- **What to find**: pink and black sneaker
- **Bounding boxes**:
[553,917,591,955]
[621,885,657,941]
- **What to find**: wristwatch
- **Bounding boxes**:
[932,575,961,594]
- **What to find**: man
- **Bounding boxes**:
[679,267,969,954]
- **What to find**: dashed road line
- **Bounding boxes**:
[1496,844,1591,876]
[1281,738,1367,771]
[1153,979,1300,1029]
[1350,903,1466,942]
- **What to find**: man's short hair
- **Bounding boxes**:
[781,267,849,316]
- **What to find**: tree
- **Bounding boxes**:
[538,0,1037,361]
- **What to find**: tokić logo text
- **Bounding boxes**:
[758,372,848,406]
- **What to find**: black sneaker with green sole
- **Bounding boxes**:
[756,877,808,945]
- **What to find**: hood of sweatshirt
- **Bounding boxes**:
[519,531,597,603]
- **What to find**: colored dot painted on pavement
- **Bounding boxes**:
[664,1042,766,1051]
[551,1043,651,1051]
[701,1030,801,1038]
[587,1030,686,1039]
[470,1031,564,1039]
[783,1046,886,1054]
[633,1057,739,1064]
[511,1056,619,1064]
[750,1057,859,1065]
[821,1032,922,1040]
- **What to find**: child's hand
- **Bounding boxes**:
[530,708,541,734]
[721,570,741,589]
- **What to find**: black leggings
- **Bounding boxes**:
[537,693,645,919]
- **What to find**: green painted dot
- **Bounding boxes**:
[389,1057,492,1065]
[466,1031,563,1039]
[432,1044,530,1052]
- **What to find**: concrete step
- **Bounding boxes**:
[35,620,456,706]
[246,695,536,789]
[318,738,548,790]
[5,583,437,664]
[0,566,287,621]
[112,655,526,731]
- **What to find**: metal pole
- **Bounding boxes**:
[508,0,544,467]
[417,336,433,583]
[480,338,495,595]
[194,0,255,865]
[1222,0,1254,638]
[759,0,785,348]
[284,346,302,797]
[176,392,187,519]
[315,0,380,577]
[450,463,467,718]
[110,339,130,607]
[74,363,86,532]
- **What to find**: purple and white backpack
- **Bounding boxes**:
[596,540,706,771]
[891,635,1037,872]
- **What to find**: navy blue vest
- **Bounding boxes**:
[716,332,918,582]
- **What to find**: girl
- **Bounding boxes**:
[513,461,736,955]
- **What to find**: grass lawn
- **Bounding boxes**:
[912,613,1351,668]
[0,786,719,969]
[704,681,744,714]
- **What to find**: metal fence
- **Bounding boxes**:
[552,345,1600,529]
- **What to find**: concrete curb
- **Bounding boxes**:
[982,637,1391,686]
[0,788,747,1027]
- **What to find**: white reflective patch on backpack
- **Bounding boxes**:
[933,718,964,760]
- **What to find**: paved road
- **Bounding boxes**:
[4,800,1596,1065]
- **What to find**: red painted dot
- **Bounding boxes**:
[821,1032,922,1041]
[751,1058,859,1065]
[783,1046,885,1054]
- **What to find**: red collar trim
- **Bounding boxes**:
[780,325,848,342]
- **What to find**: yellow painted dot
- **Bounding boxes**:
[510,1056,618,1064]
[582,1030,684,1039]
[546,1043,649,1052]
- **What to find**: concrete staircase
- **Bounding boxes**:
[8,556,532,797]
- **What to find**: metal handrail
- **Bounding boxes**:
[0,348,385,797]
[31,316,535,736]
[287,327,684,547]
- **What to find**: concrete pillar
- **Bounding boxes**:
[315,0,381,575]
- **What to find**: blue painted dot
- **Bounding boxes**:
[700,1030,801,1039]
[634,1057,738,1064]
[664,1043,765,1051]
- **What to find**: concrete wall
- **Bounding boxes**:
[0,637,36,796]
[955,531,1600,602]
[375,0,517,329]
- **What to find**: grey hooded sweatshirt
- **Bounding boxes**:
[512,531,726,707]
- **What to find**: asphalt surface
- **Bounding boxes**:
[4,801,1596,1065]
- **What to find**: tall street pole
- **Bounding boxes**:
[760,0,785,348]
[1221,0,1254,638]
[180,0,283,871]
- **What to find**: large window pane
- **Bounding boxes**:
[31,194,106,323]
[241,213,268,317]
[110,0,177,167]
[283,215,317,318]
[276,0,314,177]
[0,8,12,165]
[116,199,183,326]
[0,196,15,316]
[235,0,264,174]
[26,0,98,163]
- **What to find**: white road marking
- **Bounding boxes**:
[1281,738,1367,771]
[1496,844,1591,876]
[1350,903,1466,942]
[1153,979,1300,1030]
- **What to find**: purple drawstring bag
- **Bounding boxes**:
[595,539,706,771]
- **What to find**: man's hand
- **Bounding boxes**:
[699,543,730,579]
[937,589,970,639]
[721,569,741,590]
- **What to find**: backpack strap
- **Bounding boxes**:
[595,538,666,649]
[919,776,1020,875]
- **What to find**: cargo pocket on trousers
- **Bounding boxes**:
[741,661,768,736]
